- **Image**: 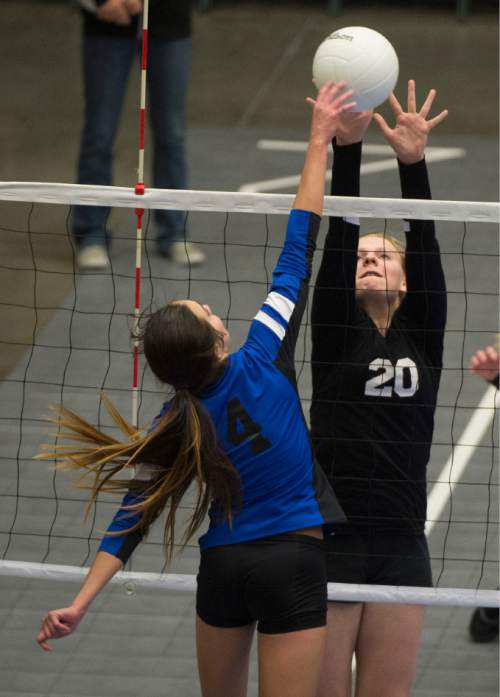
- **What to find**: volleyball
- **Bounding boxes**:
[312,26,399,112]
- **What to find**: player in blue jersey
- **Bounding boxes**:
[310,81,449,697]
[36,81,352,697]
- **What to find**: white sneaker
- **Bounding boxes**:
[77,245,110,270]
[168,241,205,266]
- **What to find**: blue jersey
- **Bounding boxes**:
[100,209,344,562]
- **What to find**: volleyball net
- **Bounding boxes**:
[0,182,498,608]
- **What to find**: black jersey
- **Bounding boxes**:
[310,141,447,533]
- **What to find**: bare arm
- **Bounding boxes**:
[37,551,123,652]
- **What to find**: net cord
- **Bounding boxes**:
[0,182,498,222]
[0,560,497,607]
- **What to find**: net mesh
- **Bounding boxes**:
[0,183,498,606]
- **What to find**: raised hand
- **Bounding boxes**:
[306,81,356,146]
[469,346,500,382]
[335,108,373,146]
[373,79,448,164]
[37,606,85,652]
[293,82,355,214]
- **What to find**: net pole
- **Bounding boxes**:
[131,0,149,428]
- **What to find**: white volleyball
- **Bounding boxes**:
[312,26,399,112]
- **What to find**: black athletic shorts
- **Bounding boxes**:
[196,532,327,634]
[325,528,432,590]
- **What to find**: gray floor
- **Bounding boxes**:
[0,1,499,696]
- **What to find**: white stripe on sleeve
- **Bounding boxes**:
[344,216,360,226]
[254,310,286,341]
[264,291,295,323]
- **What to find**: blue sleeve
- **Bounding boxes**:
[98,490,145,563]
[98,458,164,564]
[245,209,320,366]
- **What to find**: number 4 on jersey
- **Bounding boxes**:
[227,398,271,454]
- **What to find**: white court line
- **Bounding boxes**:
[238,143,466,193]
[426,384,499,533]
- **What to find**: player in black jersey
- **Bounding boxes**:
[310,80,449,697]
[36,82,352,697]
[467,344,499,644]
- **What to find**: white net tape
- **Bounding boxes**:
[0,181,499,222]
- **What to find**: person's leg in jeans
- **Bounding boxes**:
[73,34,135,259]
[148,36,204,264]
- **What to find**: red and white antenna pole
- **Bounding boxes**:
[131,0,149,428]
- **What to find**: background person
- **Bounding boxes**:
[73,0,204,269]
[310,80,448,697]
[36,82,351,697]
[468,344,499,644]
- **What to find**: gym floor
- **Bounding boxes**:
[0,1,498,695]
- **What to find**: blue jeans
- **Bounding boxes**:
[73,34,192,250]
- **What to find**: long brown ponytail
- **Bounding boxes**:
[35,303,241,563]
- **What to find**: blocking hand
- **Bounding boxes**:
[306,81,356,147]
[335,109,373,146]
[373,79,448,164]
